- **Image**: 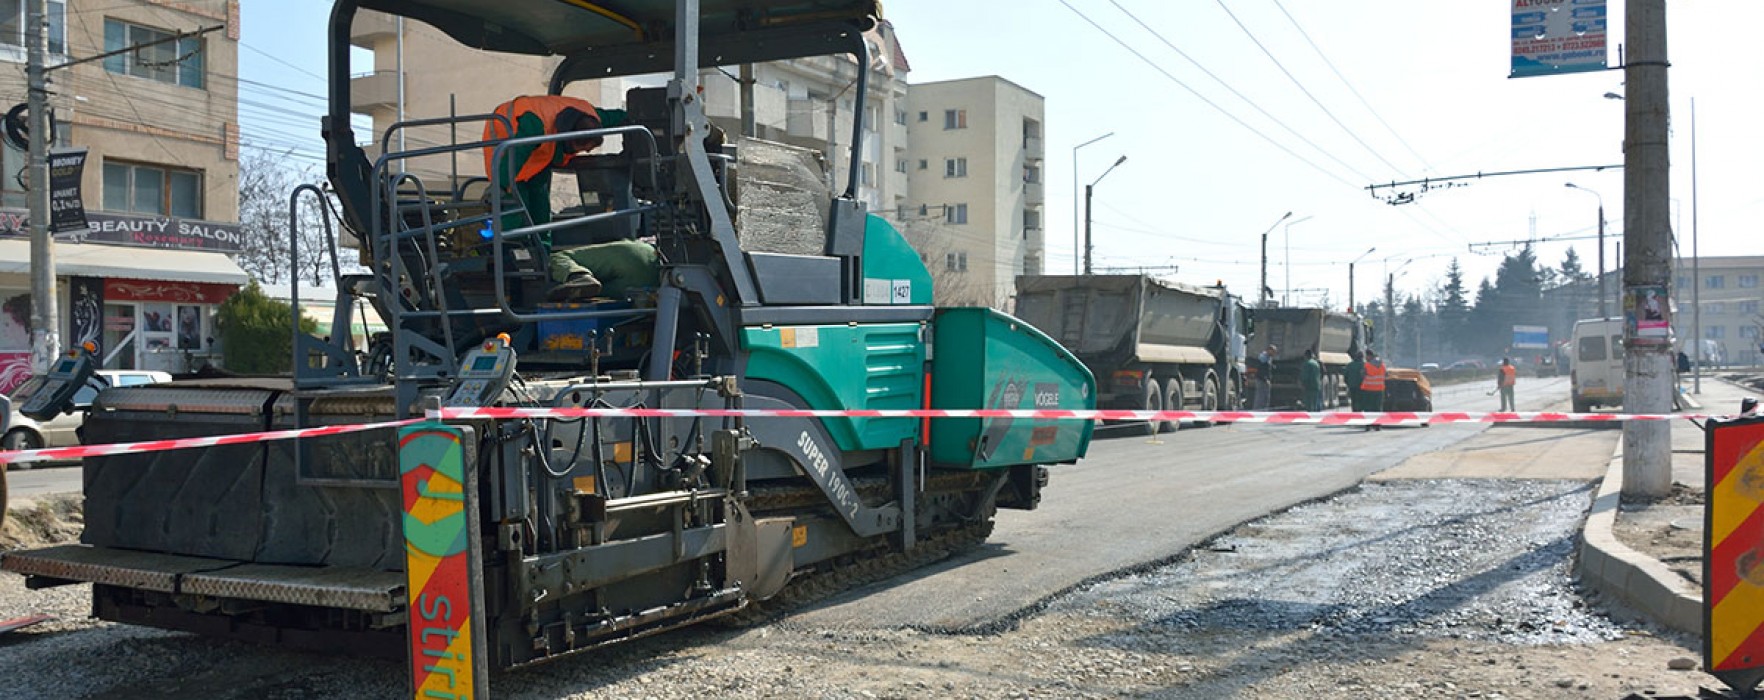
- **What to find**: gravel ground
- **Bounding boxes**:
[0,478,1732,699]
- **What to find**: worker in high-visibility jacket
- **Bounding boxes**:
[483,95,636,300]
[1359,349,1387,429]
[1496,357,1518,411]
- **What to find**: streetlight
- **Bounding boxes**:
[1257,211,1293,307]
[1565,182,1609,317]
[1347,246,1376,312]
[1282,215,1313,306]
[1072,132,1114,275]
[1083,155,1128,276]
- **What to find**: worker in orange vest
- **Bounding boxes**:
[482,95,629,229]
[1360,349,1387,430]
[1496,357,1518,411]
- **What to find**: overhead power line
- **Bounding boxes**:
[1211,0,1410,180]
[1271,0,1437,174]
[1055,0,1360,192]
[1102,0,1377,184]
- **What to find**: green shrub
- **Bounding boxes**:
[215,282,316,374]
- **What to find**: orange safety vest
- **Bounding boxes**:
[1499,365,1517,387]
[482,95,602,183]
[1360,361,1386,392]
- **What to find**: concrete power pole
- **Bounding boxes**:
[1622,0,1673,499]
[26,0,60,373]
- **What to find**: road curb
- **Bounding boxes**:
[1575,442,1703,636]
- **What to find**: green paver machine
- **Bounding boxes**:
[1,0,1093,671]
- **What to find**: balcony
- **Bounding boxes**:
[350,70,401,111]
[784,98,851,147]
[1024,180,1044,204]
[350,10,399,47]
[1024,135,1044,161]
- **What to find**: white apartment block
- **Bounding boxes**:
[1675,255,1764,368]
[903,76,1045,309]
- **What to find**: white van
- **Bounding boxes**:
[1570,318,1624,412]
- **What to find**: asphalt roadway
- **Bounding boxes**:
[788,376,1577,632]
[6,377,1578,632]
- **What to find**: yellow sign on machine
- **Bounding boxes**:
[1705,415,1764,696]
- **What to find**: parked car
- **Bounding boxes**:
[1445,359,1487,372]
[1419,362,1441,372]
[3,370,172,468]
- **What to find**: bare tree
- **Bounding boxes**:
[894,216,994,308]
[235,149,343,286]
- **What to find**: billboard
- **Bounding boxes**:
[1511,0,1609,78]
[1512,325,1550,350]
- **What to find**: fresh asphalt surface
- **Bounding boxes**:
[788,376,1575,631]
[6,377,1576,632]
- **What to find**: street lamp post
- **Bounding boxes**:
[1347,246,1376,312]
[1691,98,1701,394]
[1257,212,1293,307]
[1283,215,1313,306]
[1565,182,1608,317]
[1383,258,1413,360]
[1082,155,1128,276]
[1072,132,1114,275]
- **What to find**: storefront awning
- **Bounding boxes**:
[0,240,249,285]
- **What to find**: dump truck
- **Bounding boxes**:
[0,0,1095,681]
[1014,275,1248,433]
[1246,307,1372,408]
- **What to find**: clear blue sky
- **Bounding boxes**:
[241,1,1760,306]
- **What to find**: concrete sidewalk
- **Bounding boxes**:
[1576,375,1760,636]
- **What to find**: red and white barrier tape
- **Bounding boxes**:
[0,418,424,466]
[428,406,1711,425]
[0,408,1729,467]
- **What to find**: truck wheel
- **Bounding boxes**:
[1202,375,1219,412]
[1572,397,1591,413]
[1225,374,1241,411]
[1161,381,1184,433]
[1142,379,1164,436]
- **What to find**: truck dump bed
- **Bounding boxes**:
[1015,275,1225,366]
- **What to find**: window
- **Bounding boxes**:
[1024,210,1041,230]
[1706,326,1726,340]
[1743,326,1761,340]
[1741,274,1759,288]
[1577,335,1606,362]
[1706,275,1725,289]
[104,161,202,217]
[1740,301,1760,314]
[864,106,880,132]
[104,19,205,88]
[894,109,907,125]
[1024,165,1041,183]
[1708,302,1726,315]
[945,252,968,272]
[0,139,23,208]
[943,109,967,130]
[895,159,907,174]
[945,203,968,225]
[917,159,927,170]
[917,111,928,122]
[0,1,66,55]
[860,162,874,187]
[944,158,967,178]
[918,204,928,217]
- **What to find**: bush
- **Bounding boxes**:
[215,282,316,374]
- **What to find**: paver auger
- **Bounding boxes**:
[1,0,1094,671]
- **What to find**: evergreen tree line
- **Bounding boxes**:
[1354,245,1601,368]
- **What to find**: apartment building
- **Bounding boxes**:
[1677,255,1764,367]
[698,20,910,215]
[349,11,628,188]
[903,76,1045,308]
[0,0,246,389]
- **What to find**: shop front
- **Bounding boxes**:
[0,214,248,393]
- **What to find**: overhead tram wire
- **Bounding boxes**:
[1056,0,1362,192]
[1102,0,1378,185]
[1272,0,1437,175]
[1211,0,1411,180]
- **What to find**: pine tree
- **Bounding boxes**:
[1437,259,1471,355]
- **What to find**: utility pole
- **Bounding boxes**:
[1257,212,1291,307]
[1622,0,1673,499]
[26,0,59,373]
[1083,184,1093,275]
[1384,273,1395,360]
[1691,98,1701,394]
